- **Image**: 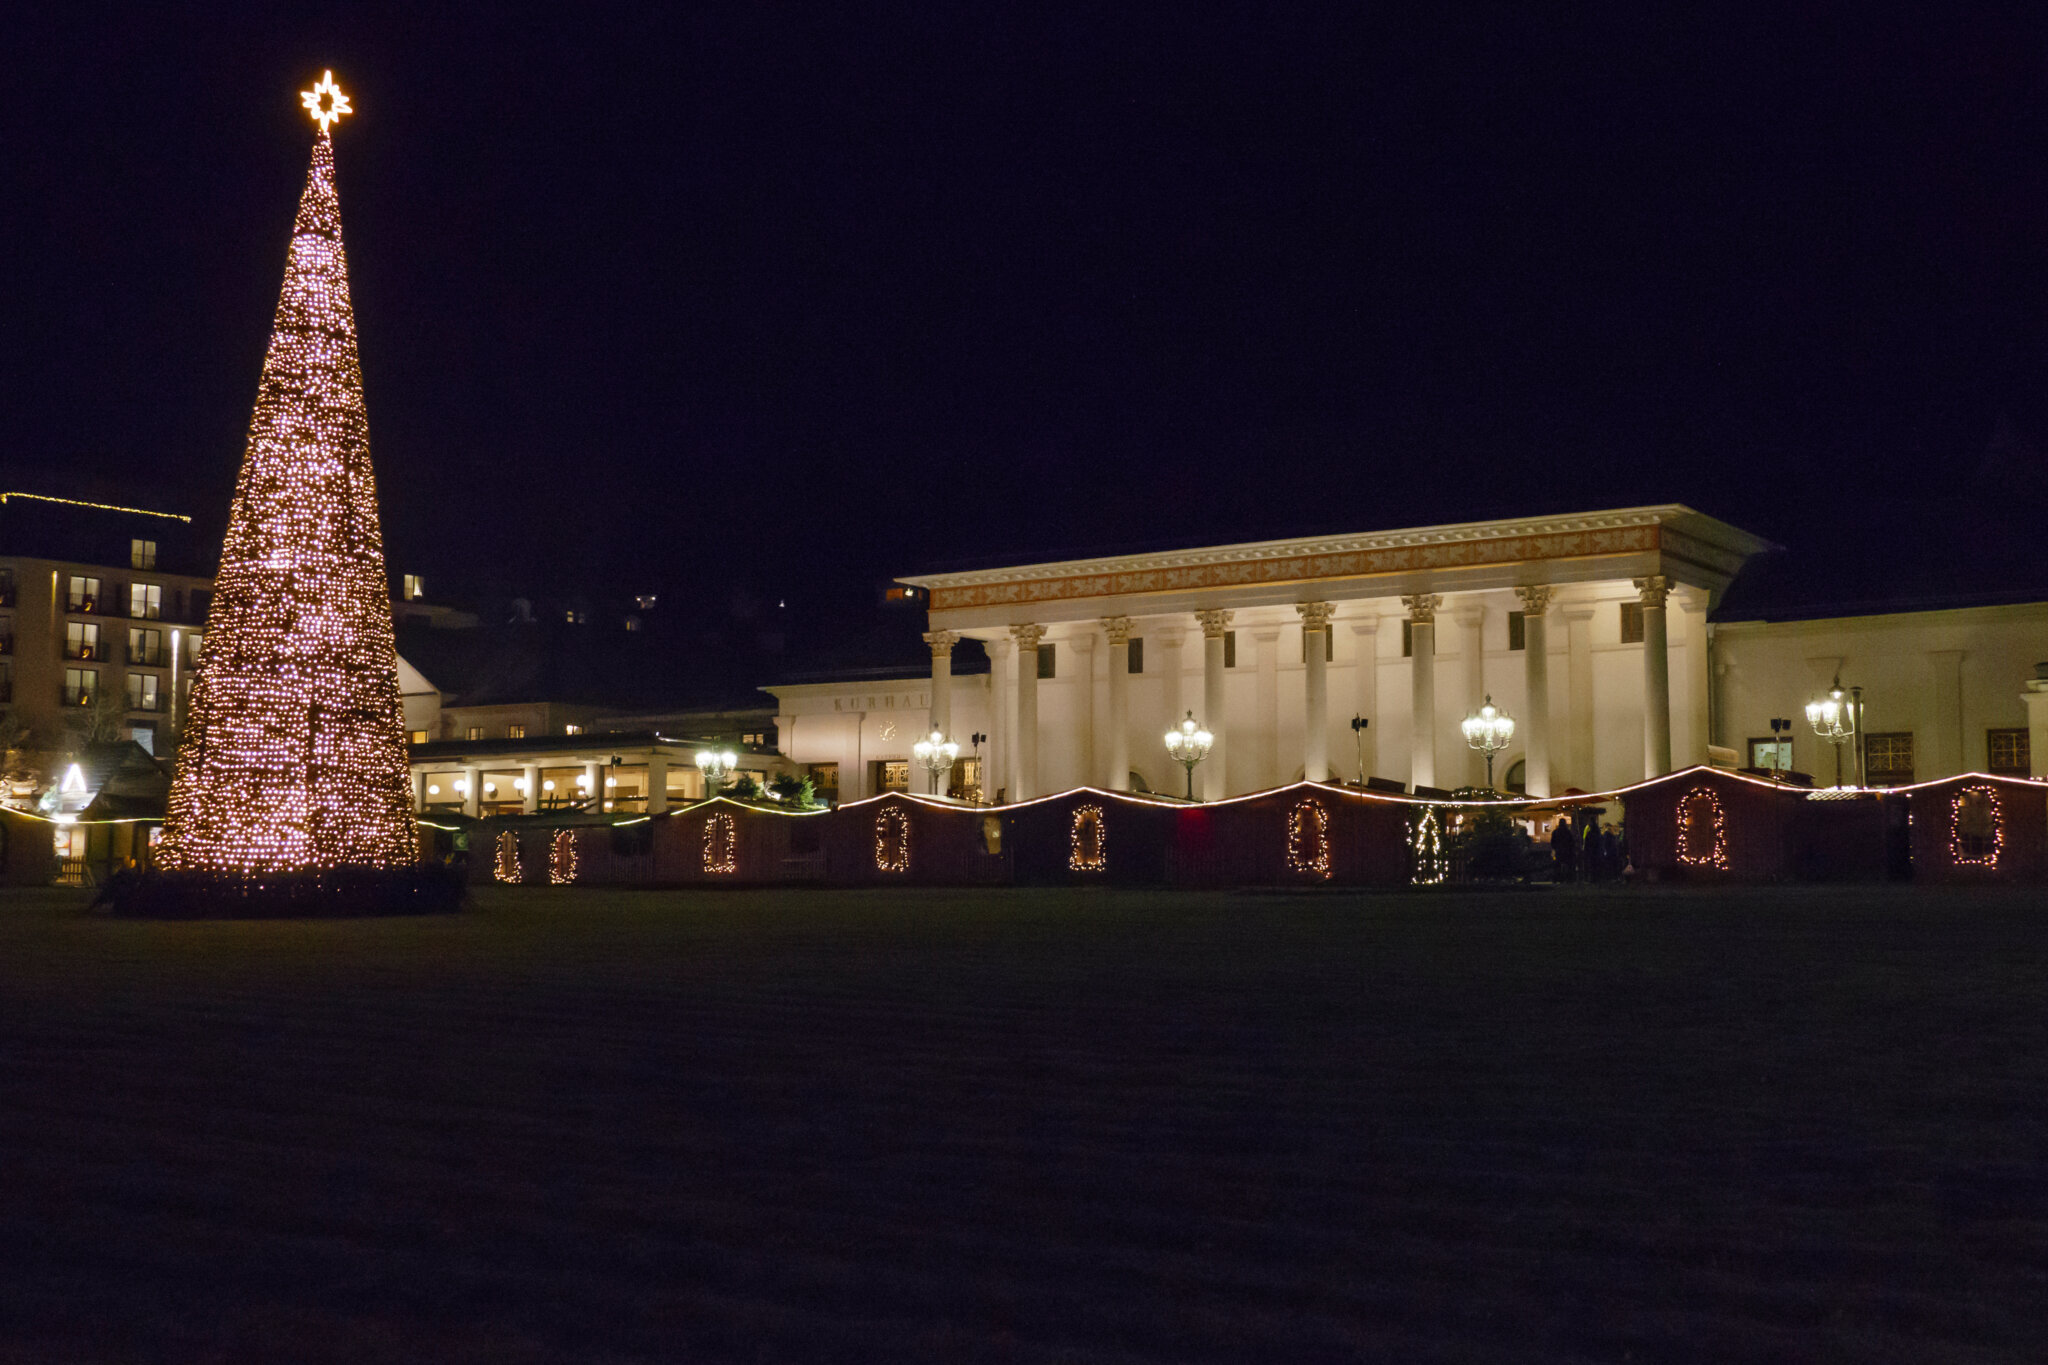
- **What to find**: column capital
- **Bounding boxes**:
[1100,615,1136,645]
[1514,584,1555,614]
[1008,623,1046,650]
[1295,601,1336,631]
[922,629,961,656]
[1633,575,1670,608]
[1195,608,1234,639]
[1400,593,1443,624]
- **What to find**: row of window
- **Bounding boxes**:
[1746,729,2030,784]
[57,667,166,711]
[55,623,195,666]
[61,576,207,622]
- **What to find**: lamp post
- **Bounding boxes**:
[1350,714,1370,786]
[1163,710,1213,801]
[1460,695,1516,791]
[912,728,959,796]
[1766,716,1793,779]
[695,747,738,796]
[968,731,987,803]
[1805,675,1859,787]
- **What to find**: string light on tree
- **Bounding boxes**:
[550,829,578,884]
[874,807,911,873]
[157,73,418,876]
[494,831,522,884]
[1285,800,1332,879]
[1411,806,1446,885]
[1675,786,1729,869]
[1069,805,1107,872]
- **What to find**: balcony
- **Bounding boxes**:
[68,598,101,616]
[131,650,165,668]
[61,689,93,708]
[63,643,104,662]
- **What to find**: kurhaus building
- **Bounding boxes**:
[768,505,2048,802]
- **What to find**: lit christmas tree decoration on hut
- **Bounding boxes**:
[156,74,421,880]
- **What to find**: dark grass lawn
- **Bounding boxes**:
[1,885,2045,1363]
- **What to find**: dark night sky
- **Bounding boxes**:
[6,5,2048,655]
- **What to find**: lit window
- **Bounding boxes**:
[1866,732,1915,787]
[402,573,424,600]
[623,616,641,632]
[409,730,427,745]
[129,627,163,665]
[130,539,157,570]
[1988,728,2030,778]
[68,576,101,613]
[1749,737,1792,774]
[130,583,162,620]
[66,622,100,660]
[63,667,96,706]
[564,724,581,736]
[507,724,526,739]
[126,673,159,712]
[467,726,483,740]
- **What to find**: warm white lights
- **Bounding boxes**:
[1805,674,1863,787]
[1163,711,1214,801]
[301,71,352,133]
[696,749,739,793]
[1461,695,1516,789]
[912,729,959,795]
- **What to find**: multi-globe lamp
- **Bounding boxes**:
[1164,711,1214,801]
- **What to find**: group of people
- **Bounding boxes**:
[1551,817,1626,883]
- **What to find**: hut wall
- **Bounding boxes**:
[1908,776,2047,883]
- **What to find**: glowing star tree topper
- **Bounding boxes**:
[157,76,418,874]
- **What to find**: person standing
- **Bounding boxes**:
[1551,817,1577,883]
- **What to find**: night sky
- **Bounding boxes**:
[7,6,2048,657]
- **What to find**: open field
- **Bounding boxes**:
[0,884,2044,1363]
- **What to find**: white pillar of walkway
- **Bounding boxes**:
[414,770,430,813]
[1298,602,1333,782]
[1636,575,1672,778]
[1515,585,1554,798]
[1348,617,1379,782]
[1454,603,1487,787]
[461,765,481,819]
[647,749,668,814]
[2027,673,2048,780]
[521,764,539,814]
[1403,594,1441,790]
[1564,603,1596,790]
[583,760,604,812]
[1252,626,1281,788]
[1010,623,1045,800]
[1103,616,1133,790]
[1070,632,1096,790]
[923,630,959,741]
[1196,609,1233,800]
[986,636,1014,802]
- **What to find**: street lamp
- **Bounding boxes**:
[695,748,738,796]
[1460,694,1516,791]
[1766,716,1794,779]
[1163,710,1213,801]
[1350,715,1370,785]
[912,728,959,795]
[1805,675,1863,787]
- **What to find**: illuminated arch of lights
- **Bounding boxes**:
[494,830,522,884]
[549,828,578,884]
[1286,799,1332,879]
[1069,804,1107,872]
[703,813,737,874]
[1949,783,2003,869]
[874,806,911,873]
[1675,785,1729,869]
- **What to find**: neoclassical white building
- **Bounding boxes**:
[767,505,2048,803]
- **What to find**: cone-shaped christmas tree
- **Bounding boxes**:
[159,75,417,874]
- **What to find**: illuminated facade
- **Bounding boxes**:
[158,96,419,873]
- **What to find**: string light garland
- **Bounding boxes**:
[494,830,522,884]
[703,813,737,874]
[158,77,418,876]
[1675,786,1729,869]
[1286,800,1332,879]
[874,807,911,873]
[1069,805,1107,872]
[1411,807,1446,885]
[1949,784,2003,869]
[549,829,578,884]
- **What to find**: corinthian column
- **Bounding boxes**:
[922,629,960,739]
[1102,616,1133,790]
[1010,624,1046,799]
[1402,594,1442,789]
[1297,602,1334,782]
[1635,576,1671,778]
[1195,609,1233,799]
[1515,585,1554,798]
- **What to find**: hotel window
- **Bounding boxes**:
[126,672,159,712]
[507,724,526,739]
[409,730,428,745]
[1223,630,1237,668]
[1865,732,1914,787]
[467,726,484,740]
[564,724,582,735]
[65,622,101,661]
[129,627,162,666]
[1300,629,1334,663]
[742,730,766,746]
[1987,728,2030,779]
[56,825,87,862]
[1037,643,1056,679]
[806,762,840,802]
[130,583,162,620]
[1400,622,1436,658]
[1749,737,1793,775]
[68,576,101,613]
[402,573,424,600]
[878,760,910,792]
[63,667,97,706]
[1507,611,1526,652]
[1619,602,1644,644]
[1126,638,1144,674]
[185,632,203,666]
[131,539,157,570]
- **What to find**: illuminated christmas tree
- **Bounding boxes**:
[158,74,419,875]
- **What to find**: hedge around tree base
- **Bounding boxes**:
[97,865,467,919]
